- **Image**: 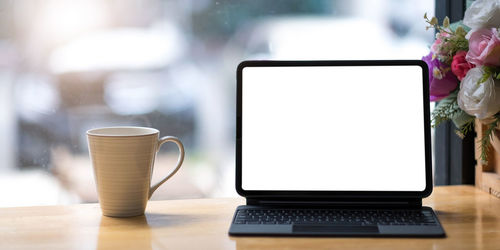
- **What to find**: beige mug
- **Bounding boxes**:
[87,126,185,217]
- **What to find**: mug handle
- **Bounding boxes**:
[149,136,185,199]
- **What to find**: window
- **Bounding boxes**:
[0,0,434,206]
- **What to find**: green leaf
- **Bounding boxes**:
[451,110,474,129]
[431,91,462,128]
[450,21,471,33]
[478,71,492,84]
[430,17,438,26]
[443,17,450,28]
[455,26,466,36]
[480,116,500,163]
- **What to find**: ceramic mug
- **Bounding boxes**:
[87,126,185,217]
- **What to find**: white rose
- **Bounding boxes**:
[458,67,500,119]
[463,0,500,29]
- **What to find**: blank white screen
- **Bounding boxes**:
[242,65,427,191]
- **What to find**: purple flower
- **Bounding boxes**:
[422,52,458,101]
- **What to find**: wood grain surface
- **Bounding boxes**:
[475,118,500,198]
[0,185,499,250]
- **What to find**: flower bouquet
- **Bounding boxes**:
[423,0,500,163]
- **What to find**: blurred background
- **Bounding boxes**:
[0,0,434,207]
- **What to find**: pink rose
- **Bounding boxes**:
[466,28,500,66]
[451,51,475,81]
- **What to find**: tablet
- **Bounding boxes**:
[236,60,432,199]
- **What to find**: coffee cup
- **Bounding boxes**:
[87,126,184,217]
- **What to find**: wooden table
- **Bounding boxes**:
[1,185,499,249]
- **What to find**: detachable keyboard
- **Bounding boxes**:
[229,206,446,237]
[234,208,437,226]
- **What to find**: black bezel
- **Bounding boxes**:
[236,60,432,199]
